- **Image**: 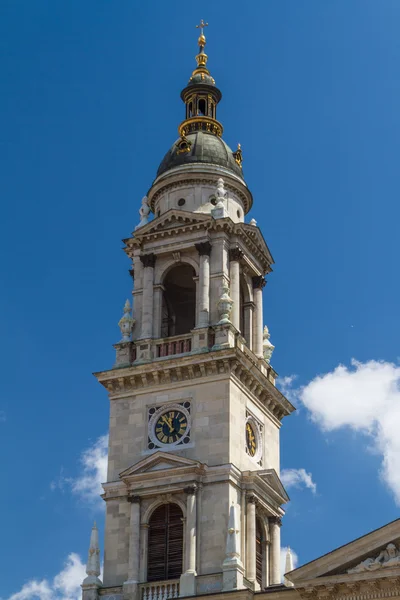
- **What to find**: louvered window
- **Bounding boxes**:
[147,503,183,582]
[256,519,263,587]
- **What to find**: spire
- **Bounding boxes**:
[178,21,223,141]
[82,522,102,588]
[283,547,294,587]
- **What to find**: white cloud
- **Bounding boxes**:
[281,546,299,581]
[5,553,86,600]
[51,435,108,507]
[281,468,317,494]
[286,359,400,505]
[70,435,108,503]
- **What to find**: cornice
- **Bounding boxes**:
[297,574,400,600]
[94,347,294,421]
[123,213,273,275]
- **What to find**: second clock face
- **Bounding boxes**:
[155,410,188,444]
[246,421,257,457]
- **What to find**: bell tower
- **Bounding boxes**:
[83,23,295,600]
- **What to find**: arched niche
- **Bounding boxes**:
[161,264,196,338]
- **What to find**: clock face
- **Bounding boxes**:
[246,421,257,457]
[154,409,188,444]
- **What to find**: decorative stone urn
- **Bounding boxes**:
[262,325,275,363]
[217,285,233,324]
[118,299,135,342]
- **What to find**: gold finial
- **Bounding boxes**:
[196,19,208,48]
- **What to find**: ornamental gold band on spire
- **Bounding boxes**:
[177,20,224,142]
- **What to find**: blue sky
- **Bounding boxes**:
[1,1,400,597]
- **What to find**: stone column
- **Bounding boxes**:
[252,276,266,357]
[123,496,141,600]
[269,517,282,585]
[127,496,141,581]
[243,301,254,348]
[246,495,257,585]
[139,524,149,582]
[229,247,244,331]
[140,254,156,339]
[195,242,212,328]
[180,485,197,596]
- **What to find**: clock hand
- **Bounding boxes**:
[161,415,175,433]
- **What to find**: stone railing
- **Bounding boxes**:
[155,333,192,358]
[140,580,180,600]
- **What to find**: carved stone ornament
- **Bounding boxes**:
[195,241,212,256]
[216,177,227,204]
[140,253,156,268]
[211,178,228,219]
[217,285,234,324]
[135,196,150,230]
[252,275,266,290]
[262,325,275,364]
[348,543,400,573]
[229,246,244,262]
[118,300,135,342]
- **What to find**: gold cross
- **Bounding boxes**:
[196,19,208,36]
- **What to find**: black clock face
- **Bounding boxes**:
[246,422,257,457]
[155,410,188,444]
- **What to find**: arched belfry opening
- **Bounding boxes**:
[161,264,196,338]
[147,503,184,582]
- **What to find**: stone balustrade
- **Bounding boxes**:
[156,333,192,357]
[139,580,180,600]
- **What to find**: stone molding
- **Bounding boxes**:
[297,576,400,600]
[124,210,273,275]
[140,253,156,268]
[95,347,294,421]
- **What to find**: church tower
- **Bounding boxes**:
[83,22,295,600]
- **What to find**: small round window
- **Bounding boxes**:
[178,198,186,207]
[210,196,217,206]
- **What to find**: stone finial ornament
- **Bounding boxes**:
[212,178,228,219]
[217,285,233,324]
[118,299,135,342]
[135,196,150,230]
[249,218,257,226]
[223,503,242,565]
[216,178,227,204]
[284,547,294,587]
[82,521,102,586]
[263,325,275,363]
[348,543,400,573]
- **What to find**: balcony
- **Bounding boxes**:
[156,333,192,358]
[140,580,180,600]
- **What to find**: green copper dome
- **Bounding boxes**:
[156,131,243,178]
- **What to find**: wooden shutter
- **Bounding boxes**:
[256,519,263,587]
[147,503,183,582]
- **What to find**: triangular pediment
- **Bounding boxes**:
[119,451,202,478]
[133,209,211,236]
[256,469,290,504]
[237,223,274,266]
[287,519,400,586]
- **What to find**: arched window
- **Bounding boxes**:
[147,503,184,582]
[161,265,196,337]
[256,518,264,587]
[198,98,207,116]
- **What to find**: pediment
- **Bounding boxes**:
[256,469,290,504]
[237,223,274,267]
[287,519,400,586]
[133,209,211,236]
[119,451,202,478]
